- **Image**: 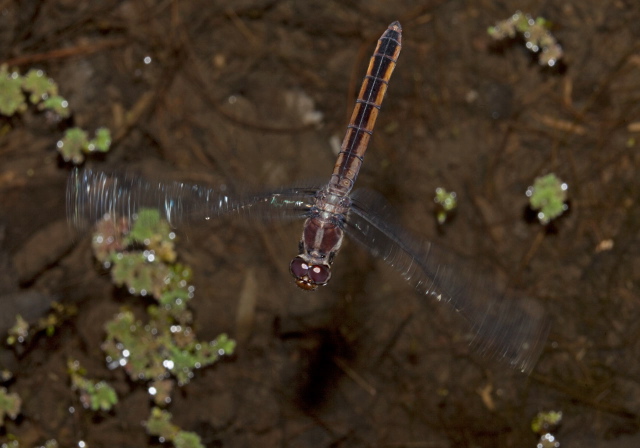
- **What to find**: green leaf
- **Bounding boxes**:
[174,430,205,448]
[90,381,118,411]
[89,127,112,152]
[214,333,236,356]
[531,410,562,434]
[57,127,89,164]
[0,387,21,425]
[0,65,27,116]
[109,252,170,298]
[527,173,568,224]
[434,187,457,225]
[127,208,166,244]
[21,68,58,104]
[39,95,71,118]
[145,407,179,440]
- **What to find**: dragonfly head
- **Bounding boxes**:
[289,256,331,291]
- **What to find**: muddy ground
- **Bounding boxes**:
[1,0,639,447]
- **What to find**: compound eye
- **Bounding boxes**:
[308,264,331,285]
[290,256,309,279]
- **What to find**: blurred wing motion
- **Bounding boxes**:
[67,168,317,231]
[67,169,549,372]
[347,189,549,373]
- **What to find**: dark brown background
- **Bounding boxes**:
[1,0,639,447]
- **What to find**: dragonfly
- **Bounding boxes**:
[67,22,549,373]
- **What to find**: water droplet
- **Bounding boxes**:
[163,360,175,369]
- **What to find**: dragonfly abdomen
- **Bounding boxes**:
[329,21,402,196]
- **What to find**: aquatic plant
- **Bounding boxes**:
[145,407,204,448]
[103,310,234,391]
[90,208,235,444]
[0,65,68,117]
[6,315,29,345]
[532,410,562,448]
[40,302,78,337]
[68,360,118,412]
[5,302,77,347]
[488,11,563,67]
[57,126,112,164]
[526,173,568,224]
[433,187,457,225]
[0,387,21,427]
[0,441,19,448]
[92,208,235,400]
[0,64,111,163]
[0,66,26,116]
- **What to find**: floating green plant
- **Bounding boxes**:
[68,359,118,412]
[488,11,563,67]
[5,302,77,347]
[57,126,112,164]
[92,208,235,398]
[531,410,562,448]
[6,315,29,345]
[433,187,457,225]
[145,407,204,448]
[38,301,78,338]
[526,173,568,224]
[0,387,21,427]
[0,65,26,116]
[0,440,20,448]
[0,64,111,163]
[0,65,69,117]
[102,310,234,389]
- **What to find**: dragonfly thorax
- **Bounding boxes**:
[291,214,344,290]
[315,187,351,216]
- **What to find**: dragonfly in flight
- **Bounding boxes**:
[68,22,549,373]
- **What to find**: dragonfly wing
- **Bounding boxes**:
[346,188,549,373]
[67,168,317,232]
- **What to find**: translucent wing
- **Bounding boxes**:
[67,168,318,232]
[346,188,549,373]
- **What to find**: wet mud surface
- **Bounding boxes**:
[1,1,639,447]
